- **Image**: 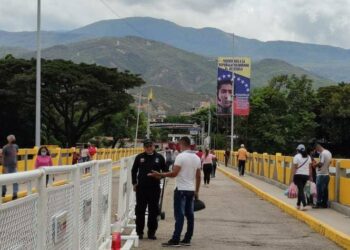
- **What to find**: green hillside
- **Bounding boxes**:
[20,37,332,92]
[251,59,333,88]
[23,37,214,92]
[0,36,334,114]
[131,86,213,115]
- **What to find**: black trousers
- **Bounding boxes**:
[293,174,309,207]
[135,186,161,236]
[203,164,212,184]
[211,163,217,177]
[224,156,229,167]
[238,160,246,176]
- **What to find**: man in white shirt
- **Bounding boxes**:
[313,143,332,209]
[148,136,201,247]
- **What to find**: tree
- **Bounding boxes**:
[0,56,36,146]
[316,83,350,155]
[245,75,318,153]
[0,56,145,146]
[98,107,139,148]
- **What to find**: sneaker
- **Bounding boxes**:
[138,234,144,240]
[301,206,308,211]
[162,239,180,247]
[12,194,18,200]
[180,239,191,246]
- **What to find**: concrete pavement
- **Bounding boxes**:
[134,170,340,249]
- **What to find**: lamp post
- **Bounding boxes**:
[35,0,42,147]
[230,33,235,167]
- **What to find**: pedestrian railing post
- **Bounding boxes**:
[91,161,99,250]
[37,169,47,250]
[24,150,28,172]
[72,165,81,249]
[283,158,286,185]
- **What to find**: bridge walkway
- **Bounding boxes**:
[133,167,341,250]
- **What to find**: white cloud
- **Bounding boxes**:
[0,0,349,48]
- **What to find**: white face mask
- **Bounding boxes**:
[41,151,47,156]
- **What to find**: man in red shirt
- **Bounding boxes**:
[196,149,203,159]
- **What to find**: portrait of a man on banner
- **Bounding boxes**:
[217,68,233,115]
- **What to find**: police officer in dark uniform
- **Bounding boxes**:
[132,139,167,240]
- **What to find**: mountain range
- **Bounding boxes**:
[7,36,331,93]
[1,17,346,114]
[0,17,349,82]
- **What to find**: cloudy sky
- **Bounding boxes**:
[1,0,350,48]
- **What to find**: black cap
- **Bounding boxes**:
[143,139,154,147]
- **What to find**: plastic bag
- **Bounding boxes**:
[304,181,311,197]
[310,181,317,196]
[288,182,298,199]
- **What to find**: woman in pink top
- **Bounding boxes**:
[35,146,53,185]
[201,149,215,186]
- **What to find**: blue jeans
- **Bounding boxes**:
[316,175,330,207]
[2,166,18,197]
[172,189,195,242]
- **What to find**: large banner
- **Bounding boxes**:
[217,57,234,115]
[233,57,251,116]
[216,57,251,116]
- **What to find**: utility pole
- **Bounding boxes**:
[230,33,235,166]
[134,91,142,146]
[35,0,41,147]
[208,107,212,149]
[201,120,205,148]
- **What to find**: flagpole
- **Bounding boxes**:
[146,97,151,139]
[146,88,152,139]
[134,90,142,146]
[208,106,211,149]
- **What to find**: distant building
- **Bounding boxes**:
[180,101,211,116]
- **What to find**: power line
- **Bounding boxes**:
[98,0,145,37]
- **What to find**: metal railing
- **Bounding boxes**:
[0,160,114,249]
[215,150,350,207]
[0,147,143,173]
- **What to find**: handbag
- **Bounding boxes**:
[194,199,206,212]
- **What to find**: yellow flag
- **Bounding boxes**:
[148,88,154,102]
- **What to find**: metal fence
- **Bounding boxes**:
[0,160,113,250]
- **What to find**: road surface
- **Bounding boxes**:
[134,170,340,249]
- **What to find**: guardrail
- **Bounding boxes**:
[0,160,114,250]
[215,150,350,207]
[0,147,143,172]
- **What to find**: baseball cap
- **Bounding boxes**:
[296,144,306,151]
[143,139,153,147]
[240,144,245,148]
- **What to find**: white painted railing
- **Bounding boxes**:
[0,160,113,250]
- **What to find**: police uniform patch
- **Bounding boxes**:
[140,158,145,163]
[155,158,159,163]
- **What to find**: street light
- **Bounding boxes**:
[35,0,41,147]
[230,32,235,166]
